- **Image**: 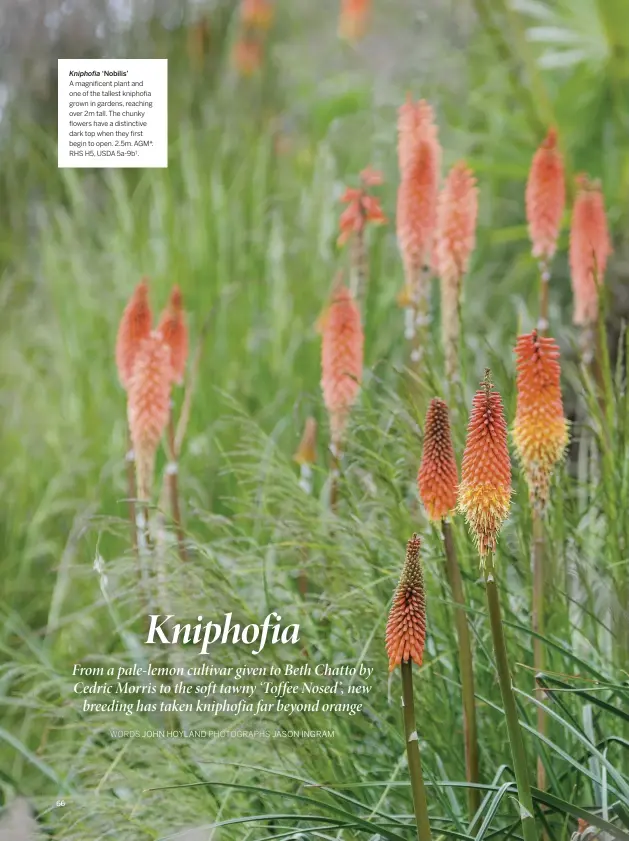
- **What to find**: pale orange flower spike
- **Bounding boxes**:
[157,285,189,386]
[385,534,427,672]
[338,168,387,247]
[115,279,152,390]
[338,0,371,42]
[320,284,364,446]
[418,398,459,521]
[396,97,441,289]
[127,332,173,500]
[240,0,274,30]
[458,370,512,563]
[569,174,612,327]
[526,127,565,265]
[436,162,478,377]
[513,331,568,512]
[436,161,478,288]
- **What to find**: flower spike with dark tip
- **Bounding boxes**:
[418,398,458,521]
[385,534,427,672]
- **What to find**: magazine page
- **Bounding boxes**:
[1,1,628,840]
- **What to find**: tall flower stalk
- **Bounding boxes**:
[418,398,480,815]
[320,282,363,510]
[396,97,441,388]
[435,163,478,384]
[157,286,189,562]
[525,128,565,334]
[338,166,387,308]
[459,371,538,841]
[386,534,432,841]
[513,331,568,790]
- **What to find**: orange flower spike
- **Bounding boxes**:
[337,183,386,247]
[526,127,566,264]
[386,534,427,672]
[115,278,152,390]
[127,332,173,500]
[396,98,441,281]
[240,0,274,30]
[513,331,568,510]
[338,0,371,42]
[436,162,478,289]
[232,38,263,76]
[418,398,459,521]
[569,174,612,326]
[458,370,512,562]
[397,96,438,176]
[320,284,364,445]
[157,285,189,386]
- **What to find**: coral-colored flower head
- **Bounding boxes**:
[569,174,612,326]
[396,97,441,282]
[127,332,173,500]
[386,534,427,671]
[240,0,274,30]
[526,127,565,263]
[418,398,459,520]
[513,331,568,510]
[436,161,478,289]
[115,279,152,389]
[232,38,263,76]
[338,0,371,42]
[157,285,188,386]
[321,284,364,444]
[458,371,511,560]
[293,417,317,466]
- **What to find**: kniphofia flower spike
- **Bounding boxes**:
[458,370,511,562]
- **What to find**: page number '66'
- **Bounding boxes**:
[56,800,66,807]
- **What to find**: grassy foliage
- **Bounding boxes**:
[1,2,628,839]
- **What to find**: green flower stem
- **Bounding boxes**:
[532,508,547,791]
[442,521,480,816]
[401,660,433,841]
[484,553,538,841]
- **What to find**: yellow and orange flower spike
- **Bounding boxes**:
[436,162,478,378]
[320,283,364,446]
[386,534,427,671]
[513,331,568,511]
[526,127,565,264]
[569,174,612,327]
[115,279,152,390]
[127,332,173,500]
[338,0,371,42]
[240,0,274,30]
[396,98,441,287]
[418,398,459,521]
[157,285,189,386]
[458,370,511,562]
